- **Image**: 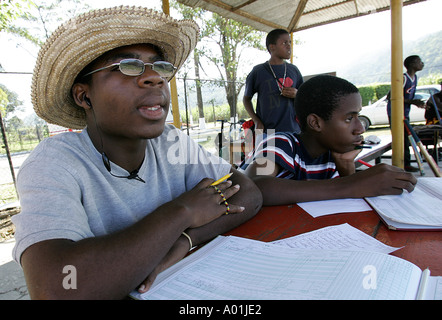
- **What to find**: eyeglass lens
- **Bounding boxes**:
[152,62,175,75]
[120,60,144,76]
[119,59,174,77]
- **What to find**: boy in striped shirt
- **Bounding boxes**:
[241,75,417,205]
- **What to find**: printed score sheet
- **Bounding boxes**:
[133,224,429,300]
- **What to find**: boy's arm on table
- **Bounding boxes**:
[245,159,417,206]
[139,167,263,292]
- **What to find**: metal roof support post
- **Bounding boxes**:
[390,0,404,168]
[163,0,181,129]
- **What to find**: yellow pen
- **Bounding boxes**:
[210,173,233,186]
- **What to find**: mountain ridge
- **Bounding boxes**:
[340,30,442,85]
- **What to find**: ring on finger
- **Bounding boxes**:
[211,185,230,215]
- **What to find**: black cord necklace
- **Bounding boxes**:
[267,61,287,94]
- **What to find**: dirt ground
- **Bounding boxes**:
[0,207,19,242]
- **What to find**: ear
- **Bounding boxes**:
[306,114,323,132]
[71,83,92,110]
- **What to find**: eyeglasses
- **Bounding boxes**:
[82,59,177,78]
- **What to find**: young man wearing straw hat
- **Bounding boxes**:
[12,6,262,299]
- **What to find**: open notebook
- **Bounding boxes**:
[131,235,440,300]
[365,177,442,230]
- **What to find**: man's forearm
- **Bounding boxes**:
[251,175,354,205]
[22,202,194,300]
[243,97,259,122]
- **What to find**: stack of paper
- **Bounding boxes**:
[365,177,442,230]
[131,224,441,300]
[296,177,442,231]
[271,223,399,253]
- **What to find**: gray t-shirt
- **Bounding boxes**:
[12,124,231,263]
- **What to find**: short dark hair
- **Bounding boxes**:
[266,29,289,53]
[295,75,359,131]
[404,55,420,69]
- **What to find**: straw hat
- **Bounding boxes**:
[31,6,199,129]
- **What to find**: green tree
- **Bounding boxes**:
[1,0,39,44]
[0,84,23,117]
[0,0,31,31]
[0,87,8,117]
[202,13,265,119]
[173,2,207,126]
[1,0,90,121]
[3,0,90,46]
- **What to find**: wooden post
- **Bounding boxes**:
[290,33,294,63]
[390,0,404,168]
[162,0,181,129]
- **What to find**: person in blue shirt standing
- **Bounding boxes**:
[386,55,425,172]
[243,29,303,134]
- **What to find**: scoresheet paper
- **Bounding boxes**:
[271,223,400,254]
[365,177,442,227]
[134,236,423,300]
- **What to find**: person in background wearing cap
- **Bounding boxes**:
[12,6,262,299]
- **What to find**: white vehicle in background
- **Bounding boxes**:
[358,85,441,130]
